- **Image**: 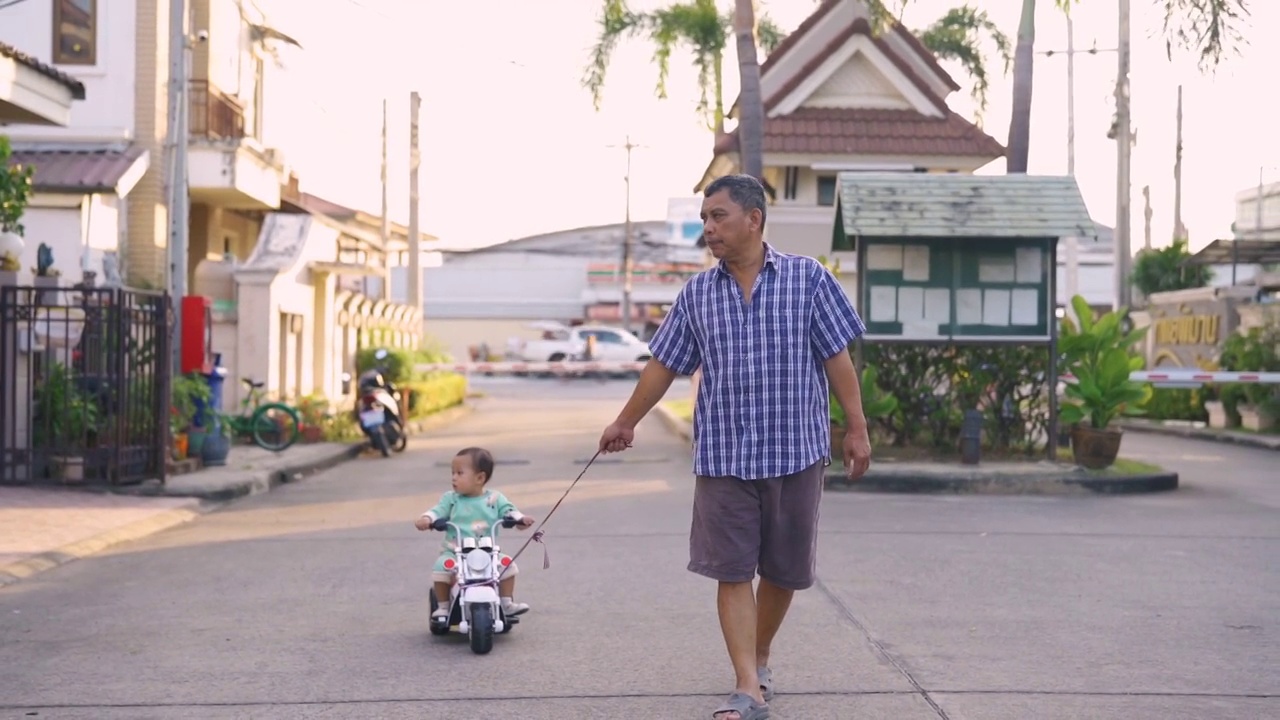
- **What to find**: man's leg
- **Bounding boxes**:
[755,461,826,673]
[689,474,767,714]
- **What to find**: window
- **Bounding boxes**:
[817,176,837,207]
[53,0,97,65]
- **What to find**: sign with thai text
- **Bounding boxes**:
[1147,298,1237,369]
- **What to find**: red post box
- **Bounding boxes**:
[180,295,213,375]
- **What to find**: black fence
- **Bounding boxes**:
[0,284,170,487]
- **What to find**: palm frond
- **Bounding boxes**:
[1159,0,1250,71]
[583,0,645,110]
[918,4,1012,122]
[756,14,787,55]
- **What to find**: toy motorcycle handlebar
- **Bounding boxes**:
[430,515,522,532]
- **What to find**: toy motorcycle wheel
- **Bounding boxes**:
[428,590,449,636]
[469,604,494,655]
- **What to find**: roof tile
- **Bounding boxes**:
[714,107,1005,159]
[0,42,86,99]
[8,145,147,193]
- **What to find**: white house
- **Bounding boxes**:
[0,1,149,285]
[0,0,295,290]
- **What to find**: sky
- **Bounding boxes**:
[260,0,1279,253]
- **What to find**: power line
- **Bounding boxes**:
[0,0,35,11]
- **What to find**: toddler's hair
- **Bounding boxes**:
[456,447,495,482]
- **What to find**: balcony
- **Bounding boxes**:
[187,80,284,210]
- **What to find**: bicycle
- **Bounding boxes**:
[225,378,301,452]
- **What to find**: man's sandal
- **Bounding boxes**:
[757,667,774,701]
[711,691,770,720]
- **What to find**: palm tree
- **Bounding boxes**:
[583,0,784,136]
[733,0,765,178]
[1005,0,1250,173]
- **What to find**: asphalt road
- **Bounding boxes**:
[1,376,1276,720]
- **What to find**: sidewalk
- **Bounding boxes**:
[1115,417,1280,451]
[0,403,471,588]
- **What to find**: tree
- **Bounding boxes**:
[733,0,765,178]
[1129,237,1213,297]
[1005,0,1250,172]
[583,0,784,136]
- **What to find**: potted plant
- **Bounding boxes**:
[0,135,33,263]
[200,412,234,466]
[33,362,101,483]
[830,363,898,462]
[297,393,330,443]
[0,249,18,287]
[1220,327,1280,431]
[1057,295,1152,469]
[31,242,61,304]
[170,373,211,461]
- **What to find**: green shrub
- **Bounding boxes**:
[403,373,467,419]
[1143,388,1207,422]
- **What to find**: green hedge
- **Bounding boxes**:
[1142,388,1207,423]
[403,373,467,419]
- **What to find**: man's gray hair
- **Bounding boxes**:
[705,174,767,231]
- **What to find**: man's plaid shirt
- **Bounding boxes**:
[649,244,866,480]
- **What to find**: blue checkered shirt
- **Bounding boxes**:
[649,244,866,480]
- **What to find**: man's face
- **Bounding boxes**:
[700,189,760,260]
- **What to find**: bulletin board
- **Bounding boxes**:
[856,236,1056,342]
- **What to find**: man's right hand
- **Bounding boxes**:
[598,422,634,454]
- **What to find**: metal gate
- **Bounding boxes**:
[0,285,170,487]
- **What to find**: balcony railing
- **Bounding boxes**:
[189,80,245,140]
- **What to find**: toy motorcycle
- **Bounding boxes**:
[427,515,522,655]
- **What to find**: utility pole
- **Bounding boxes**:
[1039,17,1117,312]
[1064,13,1079,309]
[607,136,642,333]
[407,91,422,314]
[1114,0,1133,310]
[165,0,190,372]
[1142,185,1153,251]
[1173,86,1185,241]
[380,99,391,301]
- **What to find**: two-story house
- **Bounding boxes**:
[0,0,292,290]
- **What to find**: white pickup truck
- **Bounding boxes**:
[508,321,652,364]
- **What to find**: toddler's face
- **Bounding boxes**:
[451,455,487,496]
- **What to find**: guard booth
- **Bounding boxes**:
[830,173,1097,459]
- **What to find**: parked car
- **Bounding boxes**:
[509,321,652,373]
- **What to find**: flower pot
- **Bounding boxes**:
[0,269,17,288]
[1070,425,1123,470]
[201,431,231,466]
[1204,400,1231,429]
[301,425,324,444]
[173,432,189,460]
[51,455,85,483]
[1238,404,1276,432]
[188,426,208,457]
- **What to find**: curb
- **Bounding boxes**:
[652,404,1178,495]
[654,403,693,445]
[0,501,204,589]
[824,470,1179,495]
[1115,420,1280,452]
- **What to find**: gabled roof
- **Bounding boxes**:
[7,144,149,196]
[833,173,1096,240]
[701,0,1002,191]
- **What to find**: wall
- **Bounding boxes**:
[0,0,137,141]
[414,252,589,321]
[13,193,121,282]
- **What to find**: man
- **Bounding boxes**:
[598,174,872,720]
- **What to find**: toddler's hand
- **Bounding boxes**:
[518,516,535,529]
[414,517,432,531]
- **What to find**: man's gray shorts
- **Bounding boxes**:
[688,461,824,591]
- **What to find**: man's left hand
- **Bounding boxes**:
[842,423,871,480]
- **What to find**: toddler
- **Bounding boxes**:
[415,447,535,622]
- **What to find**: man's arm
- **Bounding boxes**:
[613,359,680,429]
[824,350,865,433]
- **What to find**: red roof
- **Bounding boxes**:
[713,107,1005,158]
[9,145,147,193]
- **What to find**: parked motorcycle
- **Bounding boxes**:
[427,515,523,654]
[355,348,407,457]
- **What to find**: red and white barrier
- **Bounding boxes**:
[417,361,649,375]
[421,362,1280,385]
